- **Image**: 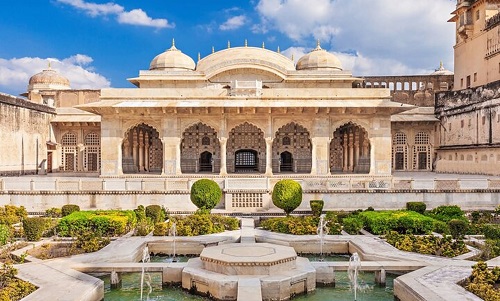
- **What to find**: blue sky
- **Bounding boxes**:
[0,0,456,96]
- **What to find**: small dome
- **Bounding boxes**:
[28,68,70,91]
[149,40,195,71]
[430,62,453,75]
[296,41,343,71]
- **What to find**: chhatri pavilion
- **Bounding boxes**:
[77,40,413,177]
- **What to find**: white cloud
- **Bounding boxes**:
[219,15,248,31]
[256,0,456,74]
[56,0,173,29]
[0,55,110,95]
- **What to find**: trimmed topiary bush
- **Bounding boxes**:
[406,202,426,214]
[272,179,302,216]
[145,205,165,224]
[427,205,466,222]
[61,204,80,217]
[57,210,137,237]
[23,217,47,241]
[190,179,222,212]
[310,200,324,217]
[153,214,239,236]
[448,218,469,239]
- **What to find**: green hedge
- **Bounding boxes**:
[57,210,137,237]
[0,224,11,246]
[272,179,302,216]
[355,210,436,235]
[23,217,47,241]
[342,217,363,234]
[61,204,80,217]
[482,224,500,240]
[427,205,467,222]
[153,214,239,236]
[0,264,37,300]
[406,202,426,214]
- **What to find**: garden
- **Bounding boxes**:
[0,178,500,300]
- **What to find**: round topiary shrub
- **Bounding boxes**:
[61,204,80,217]
[23,217,47,241]
[406,202,426,214]
[145,205,165,224]
[448,218,469,239]
[309,200,324,217]
[190,179,222,212]
[272,179,302,216]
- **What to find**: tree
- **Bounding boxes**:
[272,179,302,216]
[190,179,222,213]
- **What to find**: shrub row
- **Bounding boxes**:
[465,262,500,301]
[385,232,468,257]
[260,213,341,235]
[153,213,239,236]
[57,210,137,236]
[355,210,438,235]
[0,205,27,226]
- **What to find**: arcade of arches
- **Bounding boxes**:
[116,121,377,175]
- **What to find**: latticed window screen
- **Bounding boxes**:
[412,132,431,170]
[392,132,408,170]
[414,132,429,145]
[393,132,407,144]
[61,132,77,171]
[232,193,263,208]
[84,132,100,171]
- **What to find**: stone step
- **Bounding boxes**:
[237,278,262,301]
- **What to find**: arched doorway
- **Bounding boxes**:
[227,122,265,173]
[84,132,100,172]
[272,122,312,173]
[181,123,220,173]
[199,151,213,172]
[235,149,259,172]
[392,132,408,171]
[122,123,163,174]
[280,151,293,172]
[330,122,370,174]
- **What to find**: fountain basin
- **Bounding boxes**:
[182,243,316,300]
[200,243,297,275]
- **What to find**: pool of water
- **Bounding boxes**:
[299,254,350,262]
[100,271,395,301]
[149,255,192,263]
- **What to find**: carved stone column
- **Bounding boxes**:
[265,137,273,175]
[138,130,144,172]
[220,137,227,175]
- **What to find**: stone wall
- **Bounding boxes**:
[0,93,55,176]
[435,80,500,175]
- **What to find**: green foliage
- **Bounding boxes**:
[448,219,469,239]
[72,230,110,253]
[261,215,341,235]
[406,202,426,214]
[481,239,500,260]
[22,217,47,241]
[466,262,500,301]
[134,205,146,221]
[470,210,493,224]
[57,210,137,237]
[482,224,500,240]
[432,220,450,235]
[272,179,303,216]
[342,217,363,234]
[365,206,375,211]
[190,179,222,212]
[427,205,466,222]
[44,207,62,218]
[357,210,435,235]
[0,225,11,246]
[61,204,80,217]
[309,200,324,217]
[0,263,37,301]
[153,214,239,236]
[135,220,154,236]
[0,206,27,226]
[385,232,468,257]
[145,205,165,224]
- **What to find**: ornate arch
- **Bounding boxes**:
[330,122,370,174]
[227,122,266,173]
[181,122,220,173]
[122,123,163,174]
[272,122,312,173]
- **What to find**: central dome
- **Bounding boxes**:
[149,41,196,71]
[296,42,343,71]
